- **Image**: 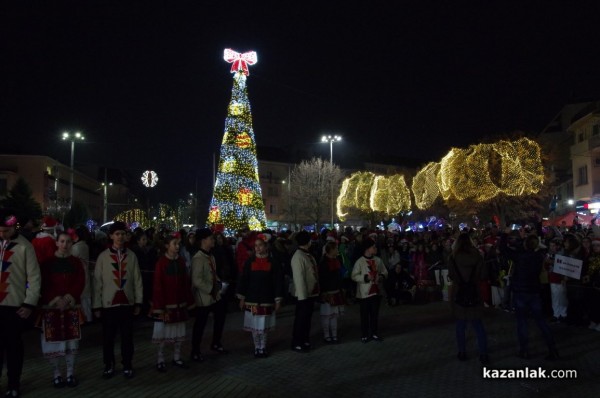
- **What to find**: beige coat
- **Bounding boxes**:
[93,248,143,309]
[351,256,388,299]
[191,249,221,307]
[291,248,320,300]
[0,234,41,308]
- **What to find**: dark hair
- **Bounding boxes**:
[133,229,147,244]
[452,233,474,255]
[159,233,181,255]
[295,230,311,246]
[525,234,539,251]
[55,231,71,241]
[361,237,376,253]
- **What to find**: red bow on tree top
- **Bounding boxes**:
[224,49,257,76]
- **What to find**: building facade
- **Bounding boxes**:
[0,154,103,221]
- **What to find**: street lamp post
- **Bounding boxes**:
[102,182,113,224]
[62,131,85,206]
[321,134,342,230]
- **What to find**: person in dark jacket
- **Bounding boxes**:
[502,230,559,360]
[236,234,284,357]
[448,233,489,364]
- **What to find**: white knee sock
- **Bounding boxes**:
[252,331,260,349]
[173,342,182,361]
[49,357,61,378]
[65,354,76,377]
[330,316,338,338]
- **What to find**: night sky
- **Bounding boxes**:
[3,1,600,207]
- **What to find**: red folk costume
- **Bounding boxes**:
[151,255,195,323]
[39,254,86,357]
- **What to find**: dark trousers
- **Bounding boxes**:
[191,300,226,354]
[359,295,381,338]
[101,306,135,368]
[0,307,25,390]
[455,319,487,354]
[292,298,315,346]
[514,292,555,352]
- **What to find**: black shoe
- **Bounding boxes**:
[479,354,490,365]
[332,337,339,344]
[372,335,384,342]
[4,390,20,398]
[156,362,167,372]
[102,366,115,379]
[323,337,333,344]
[457,351,467,361]
[191,352,204,362]
[123,369,135,379]
[53,376,66,388]
[211,344,229,354]
[172,359,189,369]
[66,375,79,387]
[291,345,306,353]
[361,337,371,344]
[254,349,261,358]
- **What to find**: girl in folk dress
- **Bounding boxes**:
[318,241,345,343]
[151,233,195,371]
[237,234,284,357]
[39,232,86,388]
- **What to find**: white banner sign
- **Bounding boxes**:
[553,254,583,280]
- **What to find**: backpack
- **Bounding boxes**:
[453,260,479,307]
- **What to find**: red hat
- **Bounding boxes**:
[42,216,58,228]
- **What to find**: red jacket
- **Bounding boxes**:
[40,255,86,305]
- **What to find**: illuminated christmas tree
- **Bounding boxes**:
[207,49,267,232]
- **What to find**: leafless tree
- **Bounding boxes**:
[286,157,343,229]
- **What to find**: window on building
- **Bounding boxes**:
[269,204,275,214]
[595,157,600,168]
[593,125,600,136]
[578,165,588,185]
[579,132,585,143]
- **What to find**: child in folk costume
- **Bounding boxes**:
[39,231,86,388]
[352,238,388,343]
[93,221,143,379]
[151,232,195,371]
[318,241,345,343]
[237,234,284,357]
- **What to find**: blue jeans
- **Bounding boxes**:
[455,319,487,354]
[513,292,555,352]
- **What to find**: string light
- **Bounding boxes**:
[412,162,441,210]
[370,175,412,215]
[336,138,544,217]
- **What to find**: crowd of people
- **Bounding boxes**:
[1,206,600,397]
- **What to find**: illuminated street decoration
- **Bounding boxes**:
[223,49,257,76]
[370,175,411,215]
[337,172,375,220]
[207,49,267,232]
[438,138,543,202]
[412,162,441,210]
[114,208,150,228]
[141,170,158,188]
[337,138,544,217]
